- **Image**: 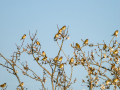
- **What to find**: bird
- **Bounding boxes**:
[103,54,106,59]
[61,26,66,30]
[105,80,111,85]
[53,56,58,61]
[54,33,59,39]
[113,49,118,55]
[42,56,47,61]
[83,39,89,45]
[76,43,81,50]
[36,41,40,45]
[103,44,107,50]
[112,30,118,36]
[111,64,115,70]
[113,78,118,83]
[0,83,6,88]
[59,64,64,68]
[42,51,46,57]
[58,29,63,34]
[35,57,39,61]
[58,56,63,62]
[18,82,24,87]
[69,57,74,64]
[21,34,26,40]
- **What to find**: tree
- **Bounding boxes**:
[0,26,120,90]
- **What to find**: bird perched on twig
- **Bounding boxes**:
[0,83,6,88]
[36,41,40,46]
[53,56,58,61]
[35,57,39,61]
[69,57,74,64]
[112,30,118,36]
[42,51,46,57]
[58,56,63,62]
[113,49,118,55]
[42,56,47,61]
[103,44,107,50]
[113,78,118,83]
[111,64,115,70]
[18,82,24,87]
[83,39,89,45]
[76,43,81,51]
[105,79,111,85]
[20,34,26,40]
[54,33,59,39]
[61,26,66,30]
[59,63,64,68]
[58,29,63,34]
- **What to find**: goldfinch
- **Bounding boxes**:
[83,39,89,45]
[54,33,59,39]
[103,44,107,50]
[113,49,118,55]
[54,56,58,61]
[69,57,74,64]
[36,41,40,45]
[112,30,118,36]
[35,57,39,61]
[42,56,47,61]
[18,82,24,87]
[42,51,46,57]
[61,26,66,30]
[111,64,115,70]
[58,29,62,34]
[76,43,80,50]
[58,56,63,62]
[101,54,106,59]
[0,83,6,88]
[59,64,64,68]
[113,78,118,83]
[105,80,111,85]
[21,34,26,40]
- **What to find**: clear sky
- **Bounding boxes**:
[0,0,120,90]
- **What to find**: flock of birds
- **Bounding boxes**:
[0,28,118,88]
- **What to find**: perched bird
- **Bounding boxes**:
[101,54,106,59]
[113,78,118,83]
[42,51,46,57]
[76,43,80,50]
[54,33,59,39]
[21,34,26,40]
[112,30,118,36]
[58,29,62,34]
[35,57,39,61]
[42,56,47,61]
[0,83,6,88]
[18,82,24,87]
[54,56,58,61]
[113,49,118,55]
[59,64,64,68]
[58,56,63,62]
[69,57,74,64]
[83,39,89,45]
[105,80,111,85]
[103,44,107,50]
[61,26,66,30]
[111,64,115,70]
[36,41,40,45]
[81,58,86,62]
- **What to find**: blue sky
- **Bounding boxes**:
[0,0,120,90]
